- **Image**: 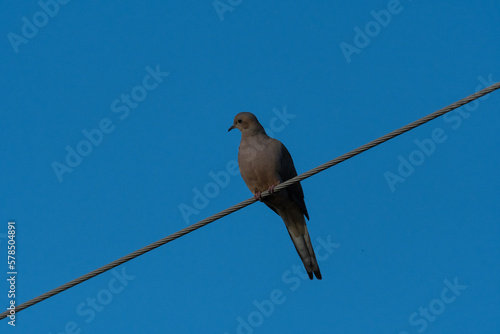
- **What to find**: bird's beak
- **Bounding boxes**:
[228,124,235,132]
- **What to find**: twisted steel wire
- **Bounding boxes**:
[1,81,499,320]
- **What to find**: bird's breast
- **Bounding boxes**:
[238,140,280,191]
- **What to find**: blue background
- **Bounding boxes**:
[1,1,499,333]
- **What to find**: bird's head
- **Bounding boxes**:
[228,112,265,135]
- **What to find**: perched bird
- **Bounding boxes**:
[228,112,322,280]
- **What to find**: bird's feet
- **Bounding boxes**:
[254,191,262,201]
[254,184,277,201]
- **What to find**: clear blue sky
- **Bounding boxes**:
[1,1,499,333]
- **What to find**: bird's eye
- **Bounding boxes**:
[237,119,242,123]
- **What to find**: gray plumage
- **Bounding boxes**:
[229,112,321,280]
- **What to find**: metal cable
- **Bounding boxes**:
[1,81,499,320]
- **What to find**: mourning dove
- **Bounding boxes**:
[228,112,322,280]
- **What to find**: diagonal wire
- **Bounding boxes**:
[1,81,499,320]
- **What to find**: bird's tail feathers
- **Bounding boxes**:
[283,214,322,280]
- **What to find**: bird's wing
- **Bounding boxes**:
[277,143,309,220]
